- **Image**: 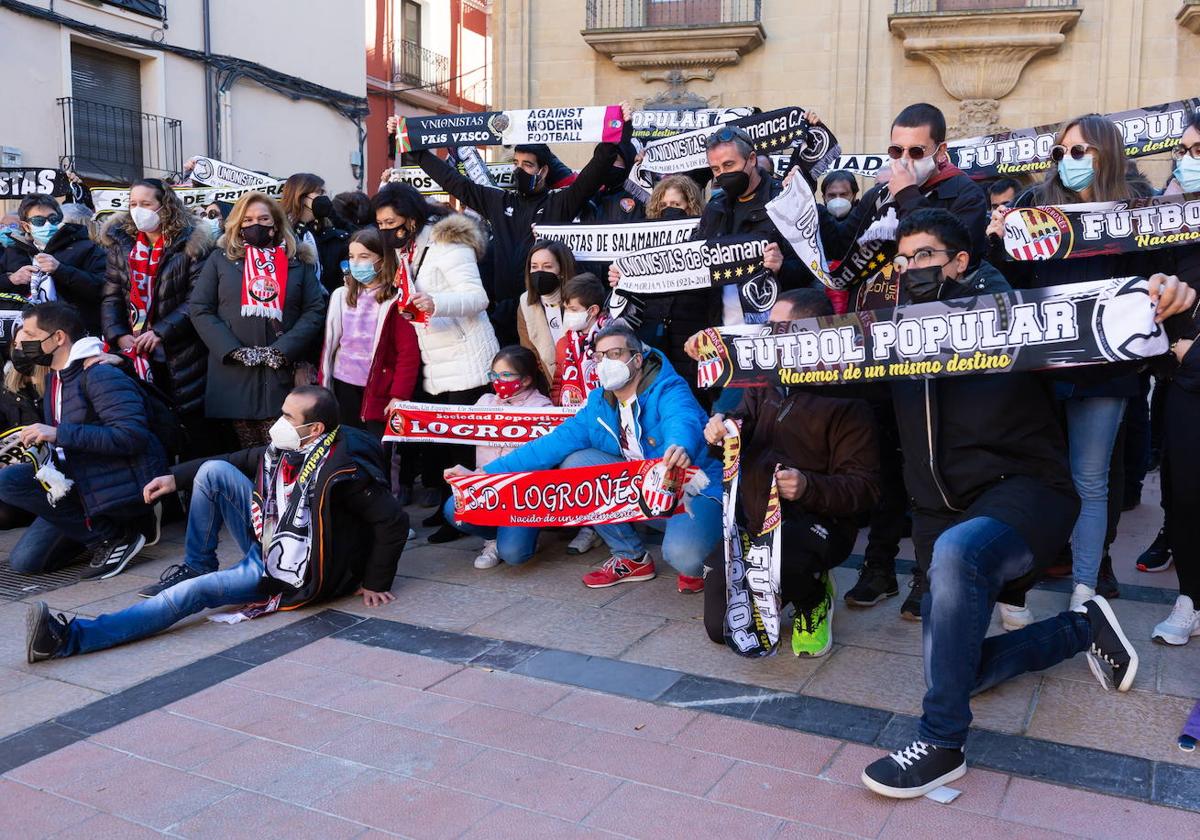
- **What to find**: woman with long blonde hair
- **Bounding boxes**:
[190,191,327,447]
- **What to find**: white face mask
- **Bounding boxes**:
[130,206,162,233]
[596,356,634,391]
[825,197,852,219]
[912,155,938,186]
[562,309,593,333]
[268,416,315,451]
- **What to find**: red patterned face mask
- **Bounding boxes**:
[492,378,523,400]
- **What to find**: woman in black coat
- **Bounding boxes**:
[190,191,327,447]
[99,179,217,450]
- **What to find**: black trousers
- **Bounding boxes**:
[421,385,489,508]
[864,401,908,571]
[331,378,385,439]
[1164,382,1200,601]
[703,513,856,644]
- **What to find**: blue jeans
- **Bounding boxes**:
[0,463,118,573]
[559,448,722,577]
[443,495,541,565]
[920,516,1091,748]
[1065,397,1126,588]
[62,461,266,657]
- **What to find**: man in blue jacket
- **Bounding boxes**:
[0,301,165,579]
[447,321,722,592]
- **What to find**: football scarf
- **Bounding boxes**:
[123,231,163,380]
[720,421,783,658]
[533,218,700,262]
[240,246,289,321]
[552,323,603,407]
[696,276,1169,390]
[1002,191,1200,261]
[449,457,707,528]
[396,106,625,152]
[0,426,73,506]
[252,430,337,590]
[188,156,277,190]
[383,402,580,446]
[393,244,430,325]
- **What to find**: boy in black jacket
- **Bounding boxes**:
[26,386,409,661]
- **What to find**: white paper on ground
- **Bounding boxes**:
[925,785,963,804]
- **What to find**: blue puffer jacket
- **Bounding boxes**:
[484,349,721,491]
[47,354,168,516]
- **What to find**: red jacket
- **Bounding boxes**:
[362,306,420,422]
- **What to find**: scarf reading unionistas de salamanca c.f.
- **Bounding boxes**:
[241,245,289,320]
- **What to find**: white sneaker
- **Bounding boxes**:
[473,539,501,570]
[1069,583,1096,613]
[567,526,602,556]
[1152,595,1200,646]
[999,603,1034,632]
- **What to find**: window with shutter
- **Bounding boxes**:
[69,44,144,182]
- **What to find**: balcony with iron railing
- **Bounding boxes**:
[392,40,450,98]
[582,0,764,70]
[57,98,183,183]
[892,0,1076,13]
[101,0,166,20]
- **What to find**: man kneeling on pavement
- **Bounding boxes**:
[26,385,409,661]
[700,289,882,658]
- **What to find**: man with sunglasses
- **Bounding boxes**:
[816,104,989,620]
[0,194,106,336]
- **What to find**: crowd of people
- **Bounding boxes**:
[4,97,1200,799]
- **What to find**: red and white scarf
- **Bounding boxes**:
[552,317,606,406]
[123,231,164,380]
[393,242,429,325]
[240,246,289,321]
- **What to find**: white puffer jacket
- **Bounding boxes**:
[410,214,498,394]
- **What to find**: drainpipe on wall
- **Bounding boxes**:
[202,0,217,157]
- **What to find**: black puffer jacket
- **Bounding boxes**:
[0,225,106,335]
[99,214,216,415]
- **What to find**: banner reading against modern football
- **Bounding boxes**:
[695,276,1168,389]
[1003,192,1200,261]
[721,421,783,658]
[449,458,706,528]
[189,156,277,190]
[382,402,579,447]
[0,167,72,198]
[533,218,699,262]
[640,107,840,179]
[396,106,625,152]
[92,181,285,214]
[614,233,770,297]
[948,98,1199,179]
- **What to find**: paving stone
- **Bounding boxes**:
[319,717,484,781]
[601,573,711,621]
[584,780,783,839]
[335,617,496,663]
[0,676,105,738]
[426,664,571,714]
[459,806,614,840]
[282,636,464,689]
[193,737,371,803]
[542,688,698,742]
[877,797,1075,839]
[1000,777,1200,838]
[332,577,527,632]
[466,595,665,658]
[171,789,367,839]
[228,658,375,706]
[434,704,590,761]
[90,710,250,770]
[312,769,501,839]
[1025,677,1200,766]
[0,665,39,694]
[46,811,169,839]
[322,678,475,732]
[0,778,97,837]
[559,728,736,796]
[437,748,622,821]
[1155,642,1200,700]
[6,740,129,790]
[0,722,87,775]
[168,684,364,749]
[513,648,681,700]
[671,713,841,776]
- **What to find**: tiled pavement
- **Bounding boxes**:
[1,469,1199,836]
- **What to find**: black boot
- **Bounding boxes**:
[1096,553,1120,600]
[900,567,926,622]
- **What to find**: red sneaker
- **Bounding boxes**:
[582,553,656,588]
[677,573,704,594]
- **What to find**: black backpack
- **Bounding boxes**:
[81,365,188,457]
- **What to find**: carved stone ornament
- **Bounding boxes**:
[951,98,1006,138]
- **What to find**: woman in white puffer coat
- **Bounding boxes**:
[372,183,499,541]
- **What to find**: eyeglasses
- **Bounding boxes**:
[892,248,955,273]
[886,144,932,161]
[1172,142,1200,160]
[487,371,520,382]
[703,124,753,149]
[1050,143,1096,162]
[24,214,63,227]
[195,208,222,220]
[595,348,636,361]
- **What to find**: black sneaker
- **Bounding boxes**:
[861,740,966,799]
[138,563,202,598]
[1080,595,1138,692]
[421,509,446,528]
[78,531,147,581]
[26,601,69,663]
[845,564,899,607]
[900,569,926,622]
[1096,553,1120,600]
[1136,529,1172,573]
[427,523,465,544]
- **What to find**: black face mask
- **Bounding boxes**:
[531,271,560,296]
[603,166,629,192]
[241,224,275,248]
[383,226,411,251]
[11,337,55,370]
[715,169,751,199]
[902,265,949,303]
[514,168,544,197]
[310,195,334,221]
[658,206,690,221]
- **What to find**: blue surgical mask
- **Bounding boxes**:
[348,262,379,283]
[29,222,58,248]
[1174,156,1200,194]
[206,217,223,238]
[1057,154,1095,192]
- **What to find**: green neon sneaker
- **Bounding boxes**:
[792,573,835,658]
